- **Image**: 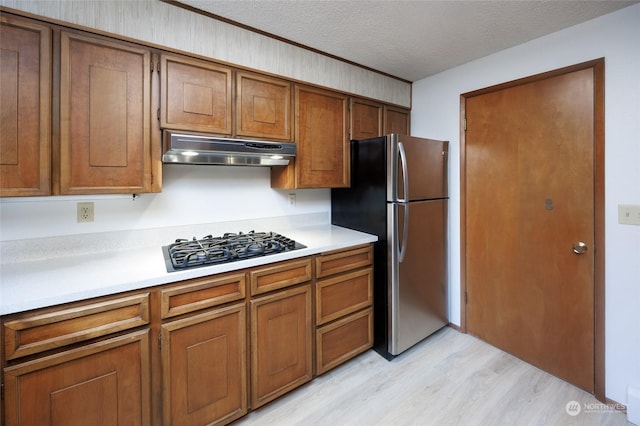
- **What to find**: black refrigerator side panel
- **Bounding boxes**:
[331,137,387,236]
[331,137,391,358]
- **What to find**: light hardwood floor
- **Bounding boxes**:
[234,327,629,425]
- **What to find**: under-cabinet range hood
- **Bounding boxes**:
[162,131,296,166]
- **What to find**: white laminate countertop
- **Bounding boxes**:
[0,224,377,316]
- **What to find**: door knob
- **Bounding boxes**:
[572,241,588,254]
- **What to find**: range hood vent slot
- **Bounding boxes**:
[162,131,295,166]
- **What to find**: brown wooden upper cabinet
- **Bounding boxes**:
[0,15,52,197]
[383,105,411,135]
[350,98,382,140]
[272,85,349,189]
[160,53,232,135]
[236,71,292,141]
[59,31,156,195]
[1,11,410,196]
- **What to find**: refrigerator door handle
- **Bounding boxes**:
[398,142,409,202]
[399,203,409,262]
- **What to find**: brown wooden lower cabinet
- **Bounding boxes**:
[314,245,374,375]
[3,330,151,425]
[161,303,247,426]
[316,308,373,374]
[250,285,313,409]
[0,244,374,425]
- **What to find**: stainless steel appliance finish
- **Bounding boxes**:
[162,130,296,166]
[162,231,306,272]
[332,134,448,358]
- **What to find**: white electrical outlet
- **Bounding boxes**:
[288,193,296,206]
[618,204,640,225]
[77,202,94,223]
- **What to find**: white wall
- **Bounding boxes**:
[0,165,330,240]
[411,4,640,405]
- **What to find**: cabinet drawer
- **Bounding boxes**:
[316,268,373,325]
[160,272,246,319]
[316,308,373,375]
[3,293,149,361]
[315,244,373,279]
[249,258,312,295]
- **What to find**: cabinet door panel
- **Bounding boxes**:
[3,330,150,426]
[161,303,247,426]
[383,105,410,135]
[250,285,312,408]
[161,53,232,134]
[237,71,292,140]
[350,98,382,140]
[0,16,51,196]
[294,85,349,188]
[60,31,151,194]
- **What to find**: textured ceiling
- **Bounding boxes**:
[174,0,637,82]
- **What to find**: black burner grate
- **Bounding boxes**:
[163,231,305,272]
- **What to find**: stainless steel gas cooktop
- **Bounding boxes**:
[162,231,306,272]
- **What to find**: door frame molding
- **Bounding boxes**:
[459,58,605,400]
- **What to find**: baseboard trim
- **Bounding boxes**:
[447,323,463,333]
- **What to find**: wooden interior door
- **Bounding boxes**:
[463,62,603,394]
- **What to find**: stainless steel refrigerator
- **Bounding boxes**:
[332,134,448,359]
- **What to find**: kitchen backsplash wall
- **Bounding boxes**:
[0,0,411,107]
[0,165,331,241]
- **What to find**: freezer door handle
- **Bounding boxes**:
[398,142,409,202]
[397,142,409,262]
[399,203,409,262]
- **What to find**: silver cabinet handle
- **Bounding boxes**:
[572,241,588,254]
